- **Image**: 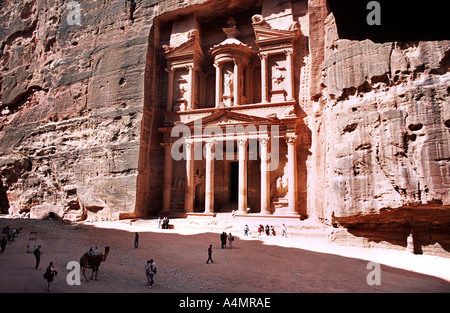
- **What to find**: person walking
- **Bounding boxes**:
[34,244,43,269]
[134,232,139,248]
[44,261,57,292]
[144,260,151,287]
[282,224,287,238]
[244,224,249,237]
[149,259,157,288]
[257,225,262,239]
[206,245,214,264]
[228,233,234,249]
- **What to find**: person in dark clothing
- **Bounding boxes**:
[134,232,139,248]
[0,235,7,254]
[44,262,58,291]
[34,244,43,269]
[220,232,227,249]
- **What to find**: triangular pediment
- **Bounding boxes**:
[163,36,204,62]
[184,110,279,127]
[252,24,297,42]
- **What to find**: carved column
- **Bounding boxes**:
[214,62,222,107]
[204,140,216,214]
[259,136,271,215]
[187,64,195,110]
[237,138,248,214]
[184,140,194,213]
[260,53,268,103]
[166,67,174,112]
[286,134,299,216]
[285,49,295,101]
[233,60,240,106]
[161,142,173,213]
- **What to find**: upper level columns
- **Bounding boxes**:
[214,63,222,107]
[284,49,295,102]
[259,53,268,103]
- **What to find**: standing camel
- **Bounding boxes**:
[80,246,110,282]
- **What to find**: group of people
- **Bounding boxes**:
[133,232,158,289]
[144,259,157,288]
[206,231,236,264]
[1,226,22,254]
[220,231,234,249]
[158,217,170,229]
[244,224,287,239]
[33,242,58,291]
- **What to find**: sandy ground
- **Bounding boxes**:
[0,215,449,293]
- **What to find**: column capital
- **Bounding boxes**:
[184,139,194,150]
[160,142,172,149]
[284,48,294,57]
[259,136,270,147]
[285,134,297,145]
[205,139,217,149]
[236,138,248,148]
[258,52,268,60]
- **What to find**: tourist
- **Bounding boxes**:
[282,224,287,238]
[44,261,57,292]
[220,232,227,248]
[0,235,7,254]
[265,225,270,236]
[162,216,170,229]
[244,224,249,237]
[206,245,214,264]
[157,217,162,229]
[270,225,276,236]
[228,233,234,249]
[257,225,262,239]
[149,258,157,288]
[34,244,43,269]
[134,232,139,248]
[144,260,151,286]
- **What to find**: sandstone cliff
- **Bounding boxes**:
[0,0,154,220]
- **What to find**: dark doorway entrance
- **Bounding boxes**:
[229,161,239,203]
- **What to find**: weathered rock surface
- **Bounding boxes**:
[0,0,151,220]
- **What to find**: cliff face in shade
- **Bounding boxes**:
[0,0,155,220]
[0,0,449,253]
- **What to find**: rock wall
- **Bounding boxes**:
[0,0,157,220]
[307,1,450,254]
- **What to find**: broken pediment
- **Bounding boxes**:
[184,110,279,127]
[163,31,204,66]
[251,14,299,50]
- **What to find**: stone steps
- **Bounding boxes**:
[138,216,333,240]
